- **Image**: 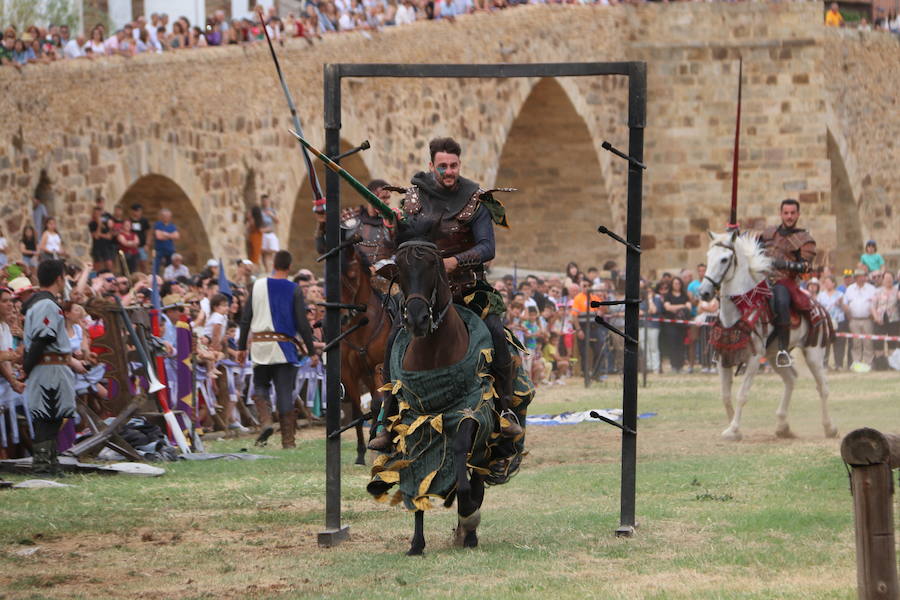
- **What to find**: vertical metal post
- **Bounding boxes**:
[617,62,646,538]
[318,63,349,548]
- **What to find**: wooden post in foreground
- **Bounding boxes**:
[840,428,900,600]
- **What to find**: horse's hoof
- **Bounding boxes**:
[721,429,742,442]
[406,547,425,557]
[775,427,796,439]
[463,530,478,548]
[453,526,465,547]
[355,456,367,466]
[824,426,839,439]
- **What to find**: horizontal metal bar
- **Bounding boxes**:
[595,315,638,345]
[332,140,370,162]
[590,411,637,435]
[598,225,642,254]
[591,300,640,307]
[333,62,638,79]
[322,317,369,353]
[601,140,647,170]
[316,302,368,312]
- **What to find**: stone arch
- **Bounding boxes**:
[117,174,213,273]
[287,140,373,274]
[826,128,864,269]
[494,78,617,273]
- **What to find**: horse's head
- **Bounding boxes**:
[698,230,739,301]
[394,214,451,337]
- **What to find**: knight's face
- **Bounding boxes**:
[780,204,799,229]
[430,152,460,189]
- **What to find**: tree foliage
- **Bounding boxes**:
[0,0,84,33]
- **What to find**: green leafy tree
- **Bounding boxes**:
[44,0,80,30]
[0,0,42,32]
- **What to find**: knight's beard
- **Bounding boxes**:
[436,172,458,190]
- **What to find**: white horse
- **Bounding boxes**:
[697,230,838,441]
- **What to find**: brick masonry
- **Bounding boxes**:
[0,3,897,277]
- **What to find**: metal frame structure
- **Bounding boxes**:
[318,62,647,547]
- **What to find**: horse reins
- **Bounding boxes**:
[396,240,452,334]
[340,246,390,358]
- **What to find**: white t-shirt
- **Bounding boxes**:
[843,282,877,319]
[44,232,61,253]
[199,297,211,320]
[338,12,355,30]
[0,321,11,351]
[63,39,85,59]
[203,311,227,340]
[394,4,416,24]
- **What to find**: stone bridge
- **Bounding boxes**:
[1,2,898,276]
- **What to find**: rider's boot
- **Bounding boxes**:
[494,358,523,438]
[31,440,54,476]
[254,395,275,447]
[280,409,297,449]
[367,393,395,451]
[775,323,793,368]
[368,326,401,452]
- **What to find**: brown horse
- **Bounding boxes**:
[338,245,393,465]
[367,216,532,556]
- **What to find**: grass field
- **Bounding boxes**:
[0,368,897,599]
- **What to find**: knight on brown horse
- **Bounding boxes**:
[367,137,523,451]
[315,179,397,464]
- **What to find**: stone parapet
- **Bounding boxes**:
[0,2,896,276]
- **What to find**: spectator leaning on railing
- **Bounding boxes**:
[842,268,877,368]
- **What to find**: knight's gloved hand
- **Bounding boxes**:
[773,259,808,272]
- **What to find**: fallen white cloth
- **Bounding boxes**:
[526,409,656,426]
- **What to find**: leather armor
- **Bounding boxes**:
[340,206,393,267]
[759,225,816,281]
[401,185,487,298]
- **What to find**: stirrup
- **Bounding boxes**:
[775,350,793,368]
[499,409,523,437]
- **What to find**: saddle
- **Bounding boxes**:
[712,279,833,367]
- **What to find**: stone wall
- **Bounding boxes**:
[1,2,898,278]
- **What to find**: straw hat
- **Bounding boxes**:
[8,276,34,296]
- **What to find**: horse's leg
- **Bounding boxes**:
[453,419,482,548]
[454,419,476,501]
[719,364,734,422]
[407,510,425,556]
[773,349,797,438]
[722,353,762,441]
[803,345,838,438]
[341,373,366,466]
[456,472,483,549]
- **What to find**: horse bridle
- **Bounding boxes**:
[339,247,390,358]
[703,241,737,291]
[396,240,452,334]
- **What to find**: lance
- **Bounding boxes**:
[288,129,397,223]
[728,57,743,231]
[257,8,325,212]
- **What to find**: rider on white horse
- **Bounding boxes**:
[758,199,816,368]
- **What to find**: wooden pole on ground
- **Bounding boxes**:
[840,428,900,600]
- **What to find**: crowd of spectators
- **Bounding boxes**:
[1,189,899,459]
[4,1,898,68]
[487,238,900,387]
[0,197,326,446]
